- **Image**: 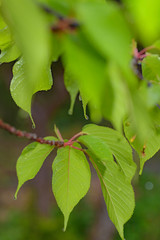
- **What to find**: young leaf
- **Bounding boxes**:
[79,134,135,240]
[52,143,91,230]
[15,136,57,199]
[82,124,136,181]
[10,57,52,124]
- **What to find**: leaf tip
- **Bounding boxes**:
[63,214,69,232]
[68,108,73,115]
[14,189,19,200]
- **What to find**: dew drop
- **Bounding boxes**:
[85,115,89,120]
[79,95,82,101]
[145,181,154,191]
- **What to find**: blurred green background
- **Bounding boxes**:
[1,60,160,240]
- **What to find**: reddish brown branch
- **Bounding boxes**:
[51,18,80,33]
[38,2,80,33]
[0,119,64,147]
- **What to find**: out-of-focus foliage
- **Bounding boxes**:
[0,201,94,240]
[114,171,160,240]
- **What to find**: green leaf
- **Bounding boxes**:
[142,54,160,83]
[76,1,132,71]
[79,90,89,120]
[123,0,160,45]
[2,0,52,122]
[15,136,57,199]
[147,84,160,108]
[86,148,135,240]
[124,120,160,174]
[52,143,91,230]
[153,39,160,49]
[51,35,62,62]
[63,33,106,122]
[0,43,20,63]
[107,62,129,131]
[82,124,136,181]
[0,25,12,49]
[64,69,79,115]
[10,57,52,124]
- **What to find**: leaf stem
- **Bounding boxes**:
[67,132,86,144]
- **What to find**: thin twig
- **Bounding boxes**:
[0,119,64,147]
[37,2,80,33]
[37,2,64,19]
[67,132,86,144]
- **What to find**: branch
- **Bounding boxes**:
[37,2,64,20]
[0,119,64,147]
[38,2,80,33]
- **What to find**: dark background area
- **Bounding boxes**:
[0,60,160,240]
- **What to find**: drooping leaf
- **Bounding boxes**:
[80,137,135,239]
[82,124,136,181]
[63,33,106,122]
[2,0,52,122]
[79,90,89,120]
[64,67,89,118]
[107,62,129,131]
[124,119,160,174]
[52,143,91,230]
[15,136,57,199]
[10,57,52,124]
[76,1,132,71]
[64,69,79,115]
[142,54,160,83]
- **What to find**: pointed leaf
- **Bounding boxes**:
[82,124,136,181]
[15,136,56,198]
[52,143,91,230]
[10,57,52,123]
[64,69,79,115]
